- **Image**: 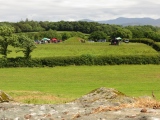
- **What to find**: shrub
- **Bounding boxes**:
[0,55,160,68]
[130,38,160,52]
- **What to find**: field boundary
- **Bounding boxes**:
[0,54,160,67]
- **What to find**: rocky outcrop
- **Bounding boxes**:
[74,87,135,106]
[0,90,12,102]
[0,88,160,119]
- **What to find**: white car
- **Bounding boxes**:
[124,39,129,43]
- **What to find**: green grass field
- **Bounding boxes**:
[6,39,159,58]
[1,38,160,104]
[0,65,160,104]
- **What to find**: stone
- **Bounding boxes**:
[140,108,147,113]
[0,90,12,102]
[74,87,135,105]
[0,88,160,119]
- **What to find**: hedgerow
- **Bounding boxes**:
[0,55,160,67]
[0,38,160,67]
[130,38,160,51]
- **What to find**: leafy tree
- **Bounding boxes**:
[88,31,108,42]
[18,23,32,32]
[61,32,71,41]
[34,33,40,40]
[42,29,62,40]
[39,21,50,30]
[17,35,36,59]
[144,31,160,42]
[112,28,132,39]
[28,20,44,32]
[0,25,18,57]
[125,26,145,38]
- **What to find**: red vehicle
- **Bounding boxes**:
[51,38,58,43]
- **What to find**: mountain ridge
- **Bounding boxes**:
[80,17,160,26]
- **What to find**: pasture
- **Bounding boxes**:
[0,65,160,104]
[6,39,159,58]
[1,38,160,104]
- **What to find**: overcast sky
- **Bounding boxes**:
[1,0,160,22]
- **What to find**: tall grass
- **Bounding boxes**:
[0,65,160,104]
[5,42,159,58]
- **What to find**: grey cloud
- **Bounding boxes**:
[0,0,160,22]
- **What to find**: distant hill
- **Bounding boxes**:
[80,17,160,26]
[79,19,94,22]
[98,17,160,26]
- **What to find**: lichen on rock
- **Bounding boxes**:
[74,87,135,106]
[0,90,12,102]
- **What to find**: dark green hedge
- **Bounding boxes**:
[1,38,160,68]
[0,55,160,67]
[130,38,160,51]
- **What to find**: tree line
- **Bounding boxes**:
[1,19,160,41]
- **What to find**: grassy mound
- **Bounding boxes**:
[64,37,82,44]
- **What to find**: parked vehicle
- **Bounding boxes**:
[110,37,122,45]
[124,39,129,43]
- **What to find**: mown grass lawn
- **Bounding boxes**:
[6,42,159,58]
[0,65,160,104]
